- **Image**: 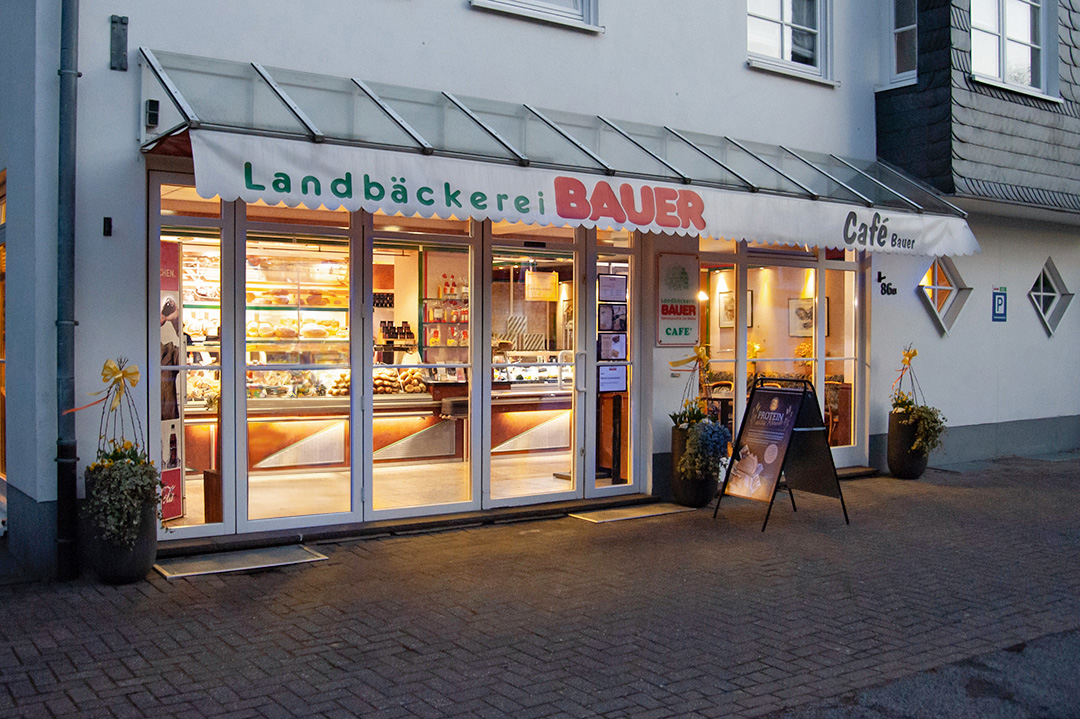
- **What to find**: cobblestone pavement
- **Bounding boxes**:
[1,456,1078,718]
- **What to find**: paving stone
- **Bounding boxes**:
[2,460,1080,718]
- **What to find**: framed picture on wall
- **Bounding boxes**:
[788,297,829,337]
[718,291,754,328]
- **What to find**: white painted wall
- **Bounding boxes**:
[0,1,63,502]
[869,219,1080,436]
[57,0,888,472]
[8,0,1078,510]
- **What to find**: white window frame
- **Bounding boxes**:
[970,0,1059,97]
[747,0,833,83]
[917,256,971,335]
[890,0,917,85]
[1029,257,1073,336]
[470,0,602,33]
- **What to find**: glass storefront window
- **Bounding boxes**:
[160,232,223,527]
[371,242,472,510]
[824,269,857,447]
[160,183,220,219]
[701,262,738,436]
[597,229,633,248]
[746,264,818,381]
[491,220,575,243]
[247,200,351,228]
[244,234,351,520]
[373,211,472,236]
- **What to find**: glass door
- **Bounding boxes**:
[486,248,581,505]
[822,264,865,466]
[367,240,475,515]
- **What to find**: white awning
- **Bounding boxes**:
[191,131,978,255]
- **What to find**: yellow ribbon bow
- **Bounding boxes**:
[893,346,918,392]
[101,359,141,410]
[669,344,708,370]
[64,359,141,415]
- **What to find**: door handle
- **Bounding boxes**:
[575,350,586,393]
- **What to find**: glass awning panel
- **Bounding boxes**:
[147,50,308,136]
[452,94,610,172]
[364,82,521,163]
[842,158,964,215]
[614,123,755,192]
[736,139,871,205]
[532,108,687,181]
[141,47,967,219]
[671,130,816,198]
[260,66,425,150]
[787,147,916,210]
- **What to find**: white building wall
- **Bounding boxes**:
[5,0,1076,567]
[869,218,1080,450]
[64,0,889,476]
[0,0,62,504]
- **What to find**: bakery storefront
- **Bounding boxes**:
[141,50,978,539]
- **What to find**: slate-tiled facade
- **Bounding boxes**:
[878,0,1080,212]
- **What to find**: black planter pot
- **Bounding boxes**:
[86,502,158,585]
[887,412,929,480]
[670,426,718,507]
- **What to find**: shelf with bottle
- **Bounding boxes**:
[423,324,468,348]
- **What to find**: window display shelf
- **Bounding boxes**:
[246,304,348,312]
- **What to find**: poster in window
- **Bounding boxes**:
[598,274,628,303]
[160,420,184,521]
[611,304,627,331]
[600,333,627,360]
[718,291,753,328]
[598,304,614,331]
[788,297,829,337]
[525,270,559,302]
[598,364,628,393]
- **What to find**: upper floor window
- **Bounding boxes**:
[893,0,917,81]
[470,0,601,32]
[971,0,1045,90]
[748,0,827,75]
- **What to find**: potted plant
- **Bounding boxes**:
[887,346,947,480]
[77,358,164,584]
[674,419,732,507]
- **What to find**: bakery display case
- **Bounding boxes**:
[244,249,350,366]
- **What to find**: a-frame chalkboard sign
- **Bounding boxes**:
[713,378,850,532]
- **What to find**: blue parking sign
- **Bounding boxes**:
[992,290,1007,322]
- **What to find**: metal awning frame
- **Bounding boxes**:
[139,47,966,219]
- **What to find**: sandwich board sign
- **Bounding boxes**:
[714,378,849,531]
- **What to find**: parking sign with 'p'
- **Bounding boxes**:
[992,289,1007,322]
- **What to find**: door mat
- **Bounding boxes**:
[569,503,696,523]
[154,544,327,579]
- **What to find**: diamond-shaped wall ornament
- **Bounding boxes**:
[1028,257,1073,336]
[917,256,971,335]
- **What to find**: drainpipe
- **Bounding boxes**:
[56,0,80,580]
